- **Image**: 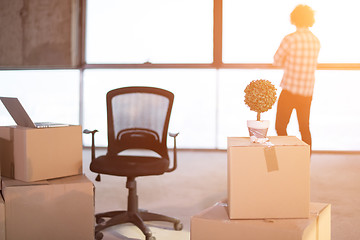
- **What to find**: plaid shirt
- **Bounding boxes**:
[274,28,320,96]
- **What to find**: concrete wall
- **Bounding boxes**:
[0,0,81,68]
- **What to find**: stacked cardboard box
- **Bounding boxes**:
[0,125,95,240]
[0,125,83,182]
[191,200,331,240]
[227,136,310,219]
[191,136,331,239]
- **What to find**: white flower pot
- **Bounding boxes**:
[247,120,269,139]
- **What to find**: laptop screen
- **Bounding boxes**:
[0,97,37,128]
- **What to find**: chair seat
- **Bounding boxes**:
[90,155,170,177]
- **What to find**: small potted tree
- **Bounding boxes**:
[244,79,277,139]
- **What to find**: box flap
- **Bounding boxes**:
[2,174,90,189]
[192,201,229,221]
[2,177,49,188]
[48,174,92,185]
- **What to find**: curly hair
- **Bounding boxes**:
[290,5,315,28]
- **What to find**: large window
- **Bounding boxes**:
[223,0,360,63]
[0,70,80,125]
[223,0,292,63]
[217,69,360,151]
[83,0,360,151]
[86,0,213,64]
[1,0,360,151]
[82,69,217,148]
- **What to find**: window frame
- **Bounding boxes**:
[0,0,358,71]
[82,0,360,71]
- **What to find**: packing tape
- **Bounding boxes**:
[263,144,279,172]
[248,127,268,139]
[248,137,279,172]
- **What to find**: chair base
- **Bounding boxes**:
[95,209,183,240]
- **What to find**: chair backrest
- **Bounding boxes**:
[106,86,174,158]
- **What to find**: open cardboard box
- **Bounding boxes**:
[191,200,331,240]
[227,136,310,219]
[1,174,94,240]
[0,125,82,182]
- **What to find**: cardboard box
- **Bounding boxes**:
[2,174,95,240]
[0,126,13,188]
[0,127,14,184]
[190,201,331,240]
[227,136,310,219]
[0,125,82,182]
[0,192,5,240]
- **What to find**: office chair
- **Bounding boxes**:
[83,86,182,240]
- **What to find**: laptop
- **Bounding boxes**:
[0,97,69,128]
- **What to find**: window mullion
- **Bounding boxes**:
[213,0,222,68]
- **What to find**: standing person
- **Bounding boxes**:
[274,4,320,151]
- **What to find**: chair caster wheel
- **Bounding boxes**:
[95,231,103,240]
[174,222,183,231]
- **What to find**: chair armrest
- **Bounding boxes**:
[167,132,179,172]
[83,129,98,162]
